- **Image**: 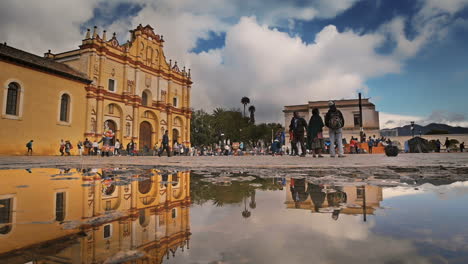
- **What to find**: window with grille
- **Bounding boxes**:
[142,92,148,106]
[354,113,360,127]
[55,192,66,221]
[60,94,70,122]
[6,83,20,115]
[104,224,112,238]
[108,79,115,92]
[0,198,12,234]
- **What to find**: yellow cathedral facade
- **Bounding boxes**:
[0,24,192,155]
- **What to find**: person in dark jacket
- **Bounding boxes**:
[289,111,307,157]
[308,183,326,212]
[307,108,325,158]
[444,137,451,152]
[158,130,171,157]
[325,101,345,158]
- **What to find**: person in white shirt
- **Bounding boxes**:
[114,139,121,156]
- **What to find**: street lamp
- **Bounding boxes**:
[410,121,415,138]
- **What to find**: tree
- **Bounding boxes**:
[248,105,256,124]
[241,97,250,118]
[190,109,215,146]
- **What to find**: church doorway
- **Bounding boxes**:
[104,120,117,145]
[172,128,179,144]
[139,121,152,151]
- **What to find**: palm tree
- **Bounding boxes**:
[249,190,256,209]
[248,105,256,124]
[241,97,250,118]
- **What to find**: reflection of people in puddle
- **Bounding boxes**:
[308,184,326,212]
[332,209,341,221]
[290,178,308,208]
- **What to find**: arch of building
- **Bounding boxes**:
[103,102,123,143]
[139,110,159,148]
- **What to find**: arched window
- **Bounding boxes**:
[60,94,70,122]
[142,91,149,106]
[6,82,20,115]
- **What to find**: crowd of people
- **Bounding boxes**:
[23,101,467,156]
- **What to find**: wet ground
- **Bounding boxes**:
[1,166,468,263]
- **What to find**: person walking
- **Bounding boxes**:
[460,142,465,153]
[65,140,72,156]
[159,130,171,157]
[325,101,346,158]
[26,140,34,156]
[114,139,121,156]
[92,140,99,156]
[289,111,307,157]
[435,139,441,153]
[126,140,135,156]
[307,108,325,158]
[84,138,92,155]
[59,139,65,156]
[77,141,83,156]
[444,137,451,152]
[367,136,374,154]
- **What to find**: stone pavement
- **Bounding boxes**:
[0,153,467,170]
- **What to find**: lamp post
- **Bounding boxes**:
[410,121,415,138]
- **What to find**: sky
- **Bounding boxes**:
[1,0,468,129]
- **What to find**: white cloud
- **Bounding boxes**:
[187,18,403,122]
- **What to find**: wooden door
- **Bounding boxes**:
[139,121,152,151]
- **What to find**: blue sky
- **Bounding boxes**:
[1,0,467,127]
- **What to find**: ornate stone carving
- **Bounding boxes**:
[145,74,151,88]
[127,80,134,92]
[161,90,166,101]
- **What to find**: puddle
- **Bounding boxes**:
[0,167,467,263]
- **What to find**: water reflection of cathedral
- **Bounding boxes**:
[285,178,383,215]
[0,168,191,263]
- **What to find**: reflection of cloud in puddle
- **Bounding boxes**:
[182,191,429,264]
[384,181,468,200]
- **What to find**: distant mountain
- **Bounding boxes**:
[382,123,468,136]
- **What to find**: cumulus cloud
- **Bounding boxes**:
[187,17,401,122]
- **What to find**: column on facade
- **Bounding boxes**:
[167,111,173,143]
[167,79,172,105]
[96,55,106,136]
[96,98,104,136]
[132,105,139,142]
[185,118,191,146]
[93,178,102,217]
[85,94,94,134]
[131,179,138,209]
[156,75,161,102]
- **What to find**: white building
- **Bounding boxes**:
[283,98,380,142]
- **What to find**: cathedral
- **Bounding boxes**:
[0,24,192,155]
